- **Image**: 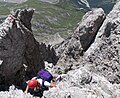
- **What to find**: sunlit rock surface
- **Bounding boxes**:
[43,1,120,98]
[54,8,105,74]
[1,1,120,98]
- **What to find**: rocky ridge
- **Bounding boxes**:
[43,0,120,98]
[0,1,120,98]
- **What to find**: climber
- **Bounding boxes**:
[24,68,56,96]
[24,78,56,94]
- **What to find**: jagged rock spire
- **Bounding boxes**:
[0,8,44,86]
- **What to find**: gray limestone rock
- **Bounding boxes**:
[43,1,120,98]
[0,8,44,86]
[43,68,120,98]
[85,0,120,83]
[54,8,106,74]
[1,1,120,98]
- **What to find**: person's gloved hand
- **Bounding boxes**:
[50,83,56,88]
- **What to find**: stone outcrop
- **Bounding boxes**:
[0,9,44,86]
[43,1,120,98]
[0,85,33,98]
[43,67,120,98]
[54,8,106,74]
[84,0,120,83]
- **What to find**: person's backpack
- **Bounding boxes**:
[37,69,53,82]
[37,69,53,91]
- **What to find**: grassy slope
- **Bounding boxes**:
[0,0,84,43]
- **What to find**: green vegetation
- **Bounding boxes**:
[0,2,11,15]
[0,0,85,40]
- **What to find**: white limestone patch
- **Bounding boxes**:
[0,0,27,4]
[39,0,59,4]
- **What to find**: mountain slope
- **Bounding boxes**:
[70,0,117,13]
[0,0,84,45]
[40,0,117,13]
[0,0,116,45]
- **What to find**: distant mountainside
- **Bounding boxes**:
[40,0,117,13]
[76,0,116,13]
[0,0,84,45]
[0,0,117,45]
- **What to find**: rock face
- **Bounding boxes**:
[0,9,44,86]
[0,1,120,98]
[85,0,120,84]
[43,67,120,98]
[55,8,105,74]
[43,1,120,98]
